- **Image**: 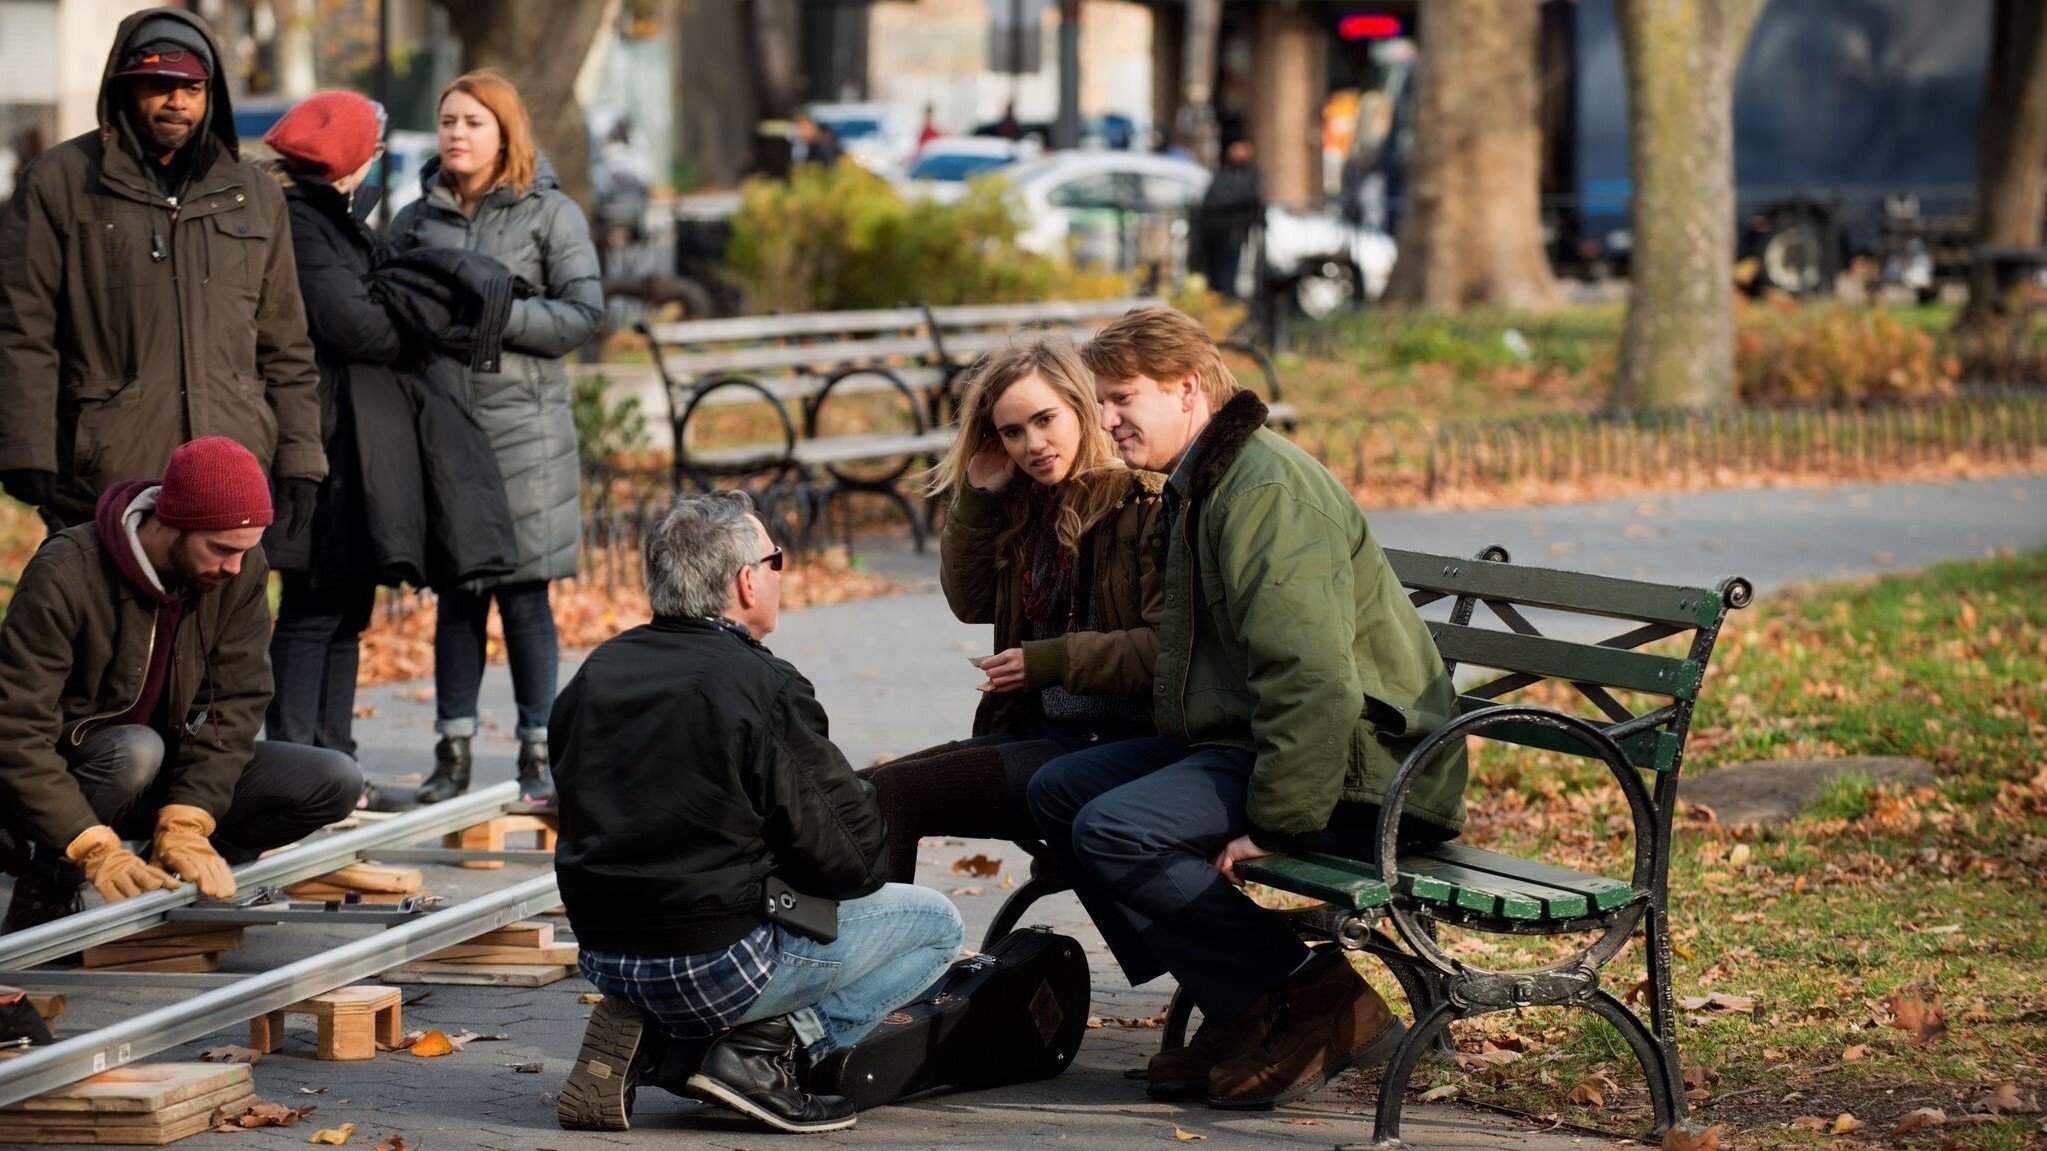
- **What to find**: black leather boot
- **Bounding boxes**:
[415,735,472,805]
[516,739,555,805]
[685,1016,857,1133]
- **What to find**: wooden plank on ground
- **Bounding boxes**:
[78,952,220,974]
[0,1063,252,1115]
[312,862,424,893]
[469,922,554,949]
[379,963,573,988]
[423,942,579,966]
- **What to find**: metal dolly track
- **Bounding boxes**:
[0,784,563,1108]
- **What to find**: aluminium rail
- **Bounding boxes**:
[0,873,562,1108]
[0,783,526,971]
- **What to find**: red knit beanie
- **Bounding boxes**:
[155,437,274,531]
[264,91,383,185]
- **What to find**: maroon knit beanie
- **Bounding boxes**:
[264,90,383,185]
[155,437,274,531]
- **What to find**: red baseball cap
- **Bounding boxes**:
[115,42,210,83]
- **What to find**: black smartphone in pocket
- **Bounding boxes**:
[761,876,839,944]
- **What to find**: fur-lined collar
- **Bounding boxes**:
[1178,390,1270,498]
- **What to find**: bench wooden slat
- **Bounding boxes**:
[683,443,790,469]
[662,335,940,378]
[925,297,1159,327]
[1417,843,1634,912]
[1427,621,1704,700]
[1398,855,1589,920]
[647,308,927,345]
[1238,853,1391,912]
[790,430,956,466]
[1387,550,1723,629]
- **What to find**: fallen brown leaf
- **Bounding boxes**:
[576,993,604,1004]
[1842,1044,1868,1061]
[1567,1078,1606,1107]
[307,1124,355,1146]
[1890,991,1948,1044]
[1417,1083,1459,1102]
[1985,1083,2041,1114]
[1173,1126,1206,1142]
[375,1137,411,1151]
[408,1030,455,1058]
[1830,1112,1865,1135]
[199,1045,262,1064]
[951,854,1001,878]
[1894,1108,1946,1135]
[1661,1124,1721,1151]
[1790,1116,1830,1131]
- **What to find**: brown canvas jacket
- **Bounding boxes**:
[939,468,1166,735]
[0,7,323,523]
[0,517,274,850]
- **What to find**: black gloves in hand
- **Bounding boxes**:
[0,468,56,511]
[277,477,319,541]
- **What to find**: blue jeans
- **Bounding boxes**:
[732,883,964,1058]
[432,580,558,740]
[267,574,376,755]
[1028,736,1452,1021]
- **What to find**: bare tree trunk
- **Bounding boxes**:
[438,0,613,211]
[1614,0,1764,410]
[748,0,806,120]
[1957,0,2047,332]
[1381,0,1558,312]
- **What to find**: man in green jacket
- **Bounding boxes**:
[0,8,323,533]
[1029,307,1467,1111]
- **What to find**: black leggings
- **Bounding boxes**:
[860,722,1151,884]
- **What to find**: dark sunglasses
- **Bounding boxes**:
[756,547,785,572]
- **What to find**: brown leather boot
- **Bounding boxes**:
[1147,1000,1275,1101]
[1205,949,1405,1110]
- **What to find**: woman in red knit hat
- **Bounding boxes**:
[258,91,402,810]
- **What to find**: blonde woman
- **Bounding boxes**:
[862,338,1164,882]
[388,69,602,806]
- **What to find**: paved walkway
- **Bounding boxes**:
[11,474,2043,1150]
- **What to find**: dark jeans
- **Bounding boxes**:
[10,725,362,877]
[267,574,376,755]
[1027,736,1453,1022]
[432,580,558,740]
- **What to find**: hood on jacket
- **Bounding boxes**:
[97,7,239,168]
[416,150,560,202]
[94,479,178,604]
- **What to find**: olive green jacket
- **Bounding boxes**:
[939,468,1166,736]
[1154,391,1467,840]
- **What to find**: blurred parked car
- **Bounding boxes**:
[900,137,1040,203]
[1000,151,1392,316]
[806,102,915,177]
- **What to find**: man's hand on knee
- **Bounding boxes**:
[1212,834,1275,887]
[64,825,181,902]
[151,805,237,900]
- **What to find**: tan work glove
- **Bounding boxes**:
[150,805,237,900]
[64,825,180,903]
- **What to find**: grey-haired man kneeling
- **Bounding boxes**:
[553,491,963,1134]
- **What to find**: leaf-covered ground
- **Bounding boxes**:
[1335,551,2047,1149]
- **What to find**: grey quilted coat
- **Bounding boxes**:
[387,154,601,584]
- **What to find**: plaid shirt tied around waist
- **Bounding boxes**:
[578,921,777,1039]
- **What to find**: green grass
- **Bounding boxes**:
[1403,551,2047,1147]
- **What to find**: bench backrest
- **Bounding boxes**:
[1387,546,1752,785]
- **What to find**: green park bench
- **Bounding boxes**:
[980,544,1751,1141]
[1221,545,1753,1142]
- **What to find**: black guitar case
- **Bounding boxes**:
[810,926,1090,1110]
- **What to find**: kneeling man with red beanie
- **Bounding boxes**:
[0,437,362,932]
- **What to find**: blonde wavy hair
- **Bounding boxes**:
[929,338,1130,562]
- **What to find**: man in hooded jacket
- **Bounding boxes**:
[0,8,323,534]
[0,438,361,933]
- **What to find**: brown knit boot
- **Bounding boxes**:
[1146,999,1276,1101]
[1205,950,1405,1110]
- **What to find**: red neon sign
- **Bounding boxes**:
[1338,13,1404,41]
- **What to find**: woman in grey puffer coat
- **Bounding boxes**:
[387,69,602,807]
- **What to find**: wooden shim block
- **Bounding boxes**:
[380,962,573,988]
[442,815,558,870]
[29,992,66,1025]
[280,883,424,905]
[249,986,403,1060]
[80,932,242,967]
[422,942,578,966]
[0,1081,253,1128]
[78,952,219,974]
[311,862,424,893]
[123,924,246,947]
[0,1063,252,1114]
[471,922,553,948]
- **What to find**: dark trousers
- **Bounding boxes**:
[267,574,376,755]
[1027,736,1451,1022]
[432,580,558,740]
[19,725,363,873]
